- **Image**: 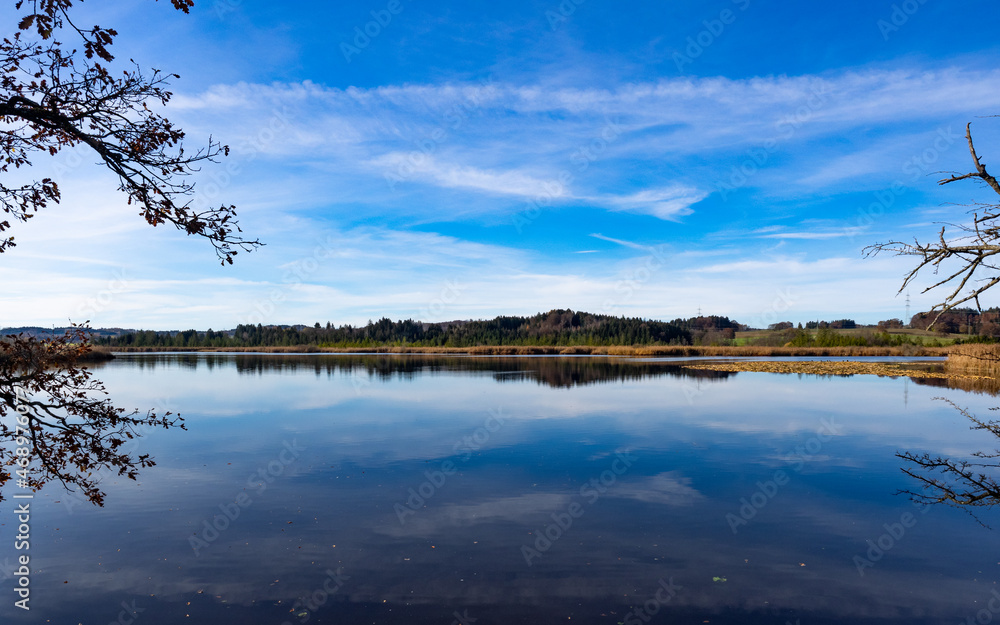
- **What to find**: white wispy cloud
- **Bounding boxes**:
[758,228,866,240]
[592,186,708,220]
[9,65,996,327]
[161,66,1000,216]
[364,154,707,219]
[588,233,658,251]
[366,153,565,198]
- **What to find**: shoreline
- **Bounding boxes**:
[682,360,983,380]
[99,344,951,357]
[87,345,1000,393]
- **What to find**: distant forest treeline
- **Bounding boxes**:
[94,310,743,348]
[17,307,1000,350]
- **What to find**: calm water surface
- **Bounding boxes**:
[3,354,999,624]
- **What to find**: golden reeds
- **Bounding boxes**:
[944,344,1000,377]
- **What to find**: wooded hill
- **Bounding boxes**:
[22,308,995,350]
[94,310,722,348]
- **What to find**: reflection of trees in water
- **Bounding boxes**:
[1,330,183,506]
[488,360,732,388]
[108,354,735,388]
[898,399,1000,526]
[911,375,1000,396]
[4,349,724,505]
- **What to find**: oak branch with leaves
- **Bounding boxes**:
[1,0,244,506]
[0,328,185,506]
[866,122,1000,328]
[0,0,262,264]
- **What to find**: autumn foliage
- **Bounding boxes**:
[0,327,184,505]
[0,0,260,263]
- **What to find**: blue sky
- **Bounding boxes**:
[4,0,1000,329]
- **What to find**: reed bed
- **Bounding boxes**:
[912,373,1000,396]
[944,344,1000,377]
[683,360,970,380]
[78,346,117,362]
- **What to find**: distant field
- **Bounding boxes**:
[734,327,968,346]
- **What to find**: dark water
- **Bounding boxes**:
[3,354,999,624]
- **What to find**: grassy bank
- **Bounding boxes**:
[735,327,970,347]
[80,346,117,362]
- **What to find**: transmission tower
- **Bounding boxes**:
[905,292,911,326]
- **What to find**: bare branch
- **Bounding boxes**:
[865,121,1000,329]
[896,398,1000,526]
[939,123,1000,196]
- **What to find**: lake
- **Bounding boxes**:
[4,353,999,624]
